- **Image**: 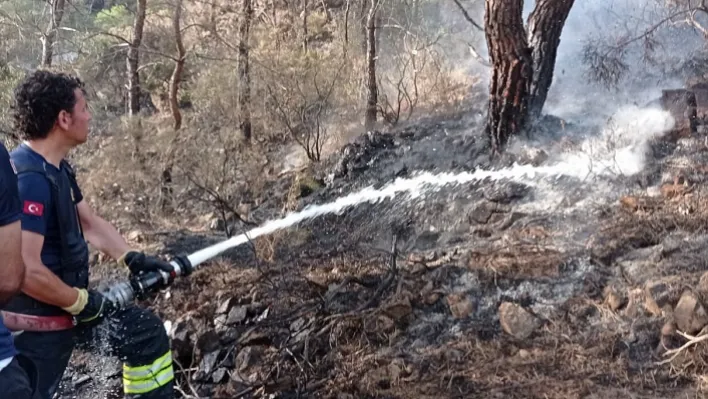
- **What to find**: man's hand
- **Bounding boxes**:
[119,251,175,278]
[62,288,118,325]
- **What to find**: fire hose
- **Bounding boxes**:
[1,236,235,332]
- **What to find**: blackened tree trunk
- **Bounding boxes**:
[527,0,575,120]
[484,0,574,152]
[41,0,66,67]
[364,0,379,131]
[127,0,147,116]
[484,0,532,153]
[238,0,253,141]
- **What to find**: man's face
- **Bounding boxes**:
[57,88,91,145]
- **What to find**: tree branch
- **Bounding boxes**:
[451,0,483,31]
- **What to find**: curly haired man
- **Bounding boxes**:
[4,70,180,399]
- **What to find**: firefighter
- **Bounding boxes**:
[0,141,38,398]
[4,70,180,398]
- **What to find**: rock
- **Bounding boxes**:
[212,368,228,384]
[482,181,530,204]
[214,314,229,334]
[697,272,708,300]
[238,330,271,346]
[234,346,262,372]
[619,195,662,212]
[467,201,509,224]
[446,294,475,319]
[498,302,540,340]
[661,320,677,337]
[518,148,549,166]
[196,330,221,355]
[127,230,143,242]
[227,306,248,325]
[198,350,220,378]
[468,202,495,224]
[622,288,647,318]
[383,297,412,322]
[290,317,307,333]
[376,315,395,333]
[209,218,225,231]
[297,174,324,198]
[425,292,442,305]
[216,297,237,314]
[660,183,689,199]
[170,317,194,359]
[644,280,677,316]
[603,285,626,311]
[674,290,708,334]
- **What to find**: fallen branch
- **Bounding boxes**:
[656,329,708,365]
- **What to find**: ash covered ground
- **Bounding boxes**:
[60,101,708,398]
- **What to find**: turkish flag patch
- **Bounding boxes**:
[23,201,44,216]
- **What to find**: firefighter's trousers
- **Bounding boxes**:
[0,354,40,398]
[13,304,174,399]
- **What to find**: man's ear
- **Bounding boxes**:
[56,109,72,131]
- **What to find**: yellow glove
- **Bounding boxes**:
[62,287,88,315]
[117,250,136,268]
[62,287,117,324]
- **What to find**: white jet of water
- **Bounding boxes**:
[185,105,675,269]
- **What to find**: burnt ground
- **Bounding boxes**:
[57,105,708,398]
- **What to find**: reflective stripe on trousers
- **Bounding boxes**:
[123,350,174,395]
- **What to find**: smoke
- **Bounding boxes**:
[437,0,705,123]
[514,104,675,213]
[541,0,704,123]
[556,105,675,176]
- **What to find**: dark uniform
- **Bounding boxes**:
[5,144,174,399]
[0,143,40,398]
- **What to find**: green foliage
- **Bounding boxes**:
[0,62,25,138]
[94,5,132,30]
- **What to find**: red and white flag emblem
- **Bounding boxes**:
[23,201,44,216]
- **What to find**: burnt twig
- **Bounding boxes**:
[356,232,398,311]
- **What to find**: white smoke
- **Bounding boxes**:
[555,105,676,177]
[514,105,675,213]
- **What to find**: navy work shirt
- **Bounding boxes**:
[10,144,86,271]
[0,142,22,362]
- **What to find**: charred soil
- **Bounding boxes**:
[59,108,708,398]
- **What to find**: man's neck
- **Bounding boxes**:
[24,136,71,168]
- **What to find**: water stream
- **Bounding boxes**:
[186,105,675,269]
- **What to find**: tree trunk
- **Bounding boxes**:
[303,0,309,53]
[41,0,66,67]
[238,0,253,141]
[484,0,532,153]
[169,0,185,131]
[364,0,379,131]
[527,0,575,120]
[161,0,185,212]
[359,0,368,53]
[344,0,350,53]
[127,0,147,116]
